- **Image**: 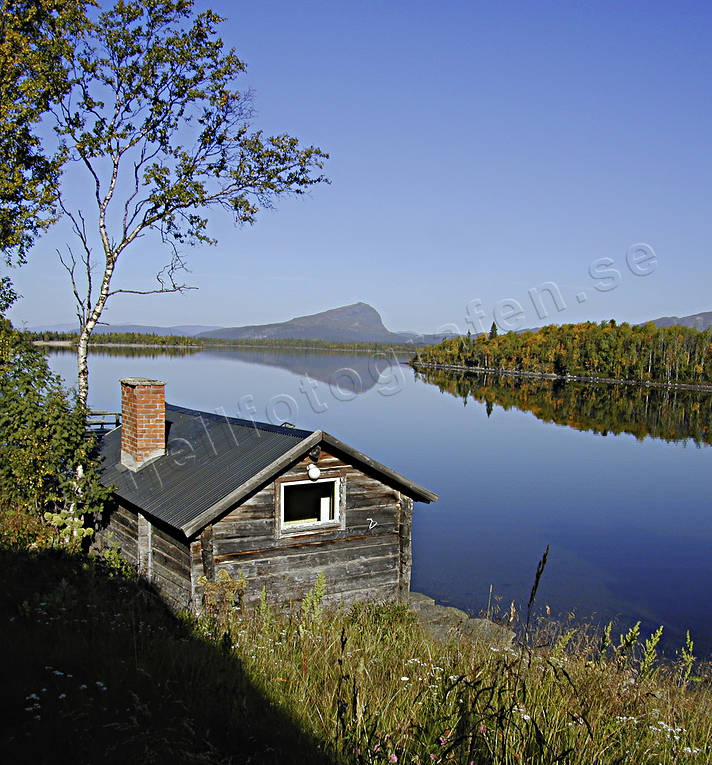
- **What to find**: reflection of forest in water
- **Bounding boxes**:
[48,345,200,359]
[416,368,712,446]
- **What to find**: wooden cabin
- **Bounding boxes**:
[93,378,438,611]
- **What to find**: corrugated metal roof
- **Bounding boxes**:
[98,405,312,535]
[98,404,438,538]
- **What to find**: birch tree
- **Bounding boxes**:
[53,0,328,406]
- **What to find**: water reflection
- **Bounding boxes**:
[198,349,406,393]
[415,368,712,446]
[47,344,199,359]
[48,345,407,394]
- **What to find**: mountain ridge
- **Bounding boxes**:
[197,302,421,343]
[30,304,454,345]
[29,306,712,343]
[649,310,712,331]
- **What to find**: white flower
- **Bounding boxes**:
[400,676,409,682]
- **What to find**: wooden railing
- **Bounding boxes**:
[87,410,121,432]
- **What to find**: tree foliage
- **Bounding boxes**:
[50,0,329,406]
[416,321,712,386]
[0,0,88,263]
[0,318,109,545]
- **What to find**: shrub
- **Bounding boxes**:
[0,318,109,548]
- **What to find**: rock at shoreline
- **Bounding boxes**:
[409,592,515,646]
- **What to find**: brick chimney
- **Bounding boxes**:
[120,378,166,470]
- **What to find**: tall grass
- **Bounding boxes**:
[3,505,712,763]
[202,568,712,764]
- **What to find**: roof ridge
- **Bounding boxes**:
[165,403,314,438]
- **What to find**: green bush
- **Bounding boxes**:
[0,318,109,548]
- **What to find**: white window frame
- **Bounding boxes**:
[279,476,342,534]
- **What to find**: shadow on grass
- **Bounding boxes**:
[0,547,336,764]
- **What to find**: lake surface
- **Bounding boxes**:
[48,347,712,655]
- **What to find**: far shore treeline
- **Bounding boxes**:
[27,331,418,354]
[414,321,712,387]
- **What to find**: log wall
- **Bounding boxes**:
[192,448,409,607]
[93,503,139,566]
[94,502,193,610]
[149,521,192,609]
[97,446,414,613]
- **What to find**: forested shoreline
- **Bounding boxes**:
[413,321,712,387]
[28,330,417,354]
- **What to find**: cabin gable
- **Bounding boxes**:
[190,447,413,608]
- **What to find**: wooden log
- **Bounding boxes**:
[152,529,191,567]
[152,546,191,580]
[214,529,397,558]
[200,526,215,581]
[398,494,413,598]
[152,575,191,609]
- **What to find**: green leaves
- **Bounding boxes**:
[49,0,328,404]
[0,319,110,544]
[0,0,89,263]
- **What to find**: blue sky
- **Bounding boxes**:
[7,0,712,334]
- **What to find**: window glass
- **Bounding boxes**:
[283,480,337,527]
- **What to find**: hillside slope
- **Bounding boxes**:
[651,310,712,331]
[199,302,428,343]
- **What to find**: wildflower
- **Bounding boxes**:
[514,705,530,722]
[389,756,398,763]
[401,676,409,682]
[478,724,487,734]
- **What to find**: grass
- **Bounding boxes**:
[2,505,712,763]
[212,587,712,763]
[0,511,333,763]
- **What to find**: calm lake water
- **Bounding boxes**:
[48,347,712,655]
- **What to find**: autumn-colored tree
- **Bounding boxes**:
[415,321,712,386]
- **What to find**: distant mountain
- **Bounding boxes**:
[30,323,221,336]
[649,311,712,331]
[30,304,455,345]
[198,302,454,345]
